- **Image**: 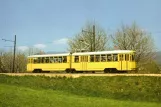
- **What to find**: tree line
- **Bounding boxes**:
[0,22,160,73]
[0,48,44,73]
[68,22,160,73]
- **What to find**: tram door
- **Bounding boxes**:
[80,56,88,71]
[125,54,129,71]
[30,58,33,71]
[119,54,123,71]
[119,54,129,71]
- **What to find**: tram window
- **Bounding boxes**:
[53,57,58,63]
[50,57,54,63]
[63,56,67,63]
[41,57,45,63]
[113,54,118,61]
[119,54,124,61]
[58,56,62,63]
[34,58,38,63]
[95,55,100,62]
[37,58,40,63]
[107,54,112,61]
[90,55,94,62]
[125,54,129,61]
[132,55,135,61]
[37,58,41,63]
[101,54,106,62]
[74,56,79,62]
[45,57,49,63]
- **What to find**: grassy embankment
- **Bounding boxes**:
[0,74,161,107]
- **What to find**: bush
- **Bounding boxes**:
[0,74,161,102]
[139,61,160,73]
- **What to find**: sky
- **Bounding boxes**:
[0,0,161,52]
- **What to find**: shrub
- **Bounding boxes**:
[0,74,161,102]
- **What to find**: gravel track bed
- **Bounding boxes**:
[1,73,161,78]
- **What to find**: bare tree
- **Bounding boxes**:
[0,47,45,73]
[68,22,110,52]
[111,22,156,68]
[22,47,45,56]
[15,52,27,73]
[0,49,6,73]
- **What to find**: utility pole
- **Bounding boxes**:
[13,35,16,73]
[82,25,96,52]
[93,25,95,52]
[2,35,16,73]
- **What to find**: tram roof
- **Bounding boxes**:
[28,50,134,58]
[28,53,70,58]
[72,50,135,56]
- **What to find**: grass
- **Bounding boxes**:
[0,74,161,104]
[0,83,160,107]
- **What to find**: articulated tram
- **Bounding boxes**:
[27,50,136,73]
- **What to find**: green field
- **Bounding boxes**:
[0,74,161,107]
[0,84,160,107]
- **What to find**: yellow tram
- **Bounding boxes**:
[27,50,136,73]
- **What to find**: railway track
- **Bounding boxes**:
[0,73,161,78]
